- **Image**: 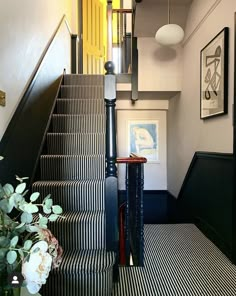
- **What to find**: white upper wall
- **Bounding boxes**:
[138,38,183,92]
[0,0,78,140]
[167,0,234,196]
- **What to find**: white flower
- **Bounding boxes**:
[22,241,52,294]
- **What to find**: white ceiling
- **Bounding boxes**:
[134,0,193,37]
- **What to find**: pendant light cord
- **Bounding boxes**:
[168,0,170,24]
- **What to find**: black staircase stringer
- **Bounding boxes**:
[0,16,71,187]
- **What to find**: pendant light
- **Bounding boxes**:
[155,0,184,46]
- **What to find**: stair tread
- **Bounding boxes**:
[49,211,106,250]
[41,154,105,158]
[52,249,115,274]
[52,114,105,117]
[33,180,105,185]
[47,132,105,135]
[56,98,104,101]
[32,180,105,211]
[64,74,103,77]
[61,85,103,88]
[56,210,105,220]
[60,85,103,100]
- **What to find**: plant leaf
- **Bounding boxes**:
[0,237,10,248]
[52,205,63,215]
[24,240,32,251]
[15,183,26,194]
[11,193,23,205]
[22,189,29,197]
[39,217,48,227]
[24,203,39,214]
[21,212,33,224]
[3,184,14,196]
[42,194,51,203]
[0,184,4,198]
[0,248,6,259]
[0,262,6,272]
[48,214,59,222]
[43,205,51,214]
[6,250,17,264]
[15,222,25,229]
[3,214,13,225]
[26,225,38,233]
[10,236,19,248]
[0,199,13,213]
[15,175,29,183]
[30,192,40,202]
[45,198,53,209]
[9,193,21,208]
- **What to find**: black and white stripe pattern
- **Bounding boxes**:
[60,85,103,99]
[41,250,114,296]
[49,211,106,250]
[40,155,105,180]
[52,114,105,133]
[63,74,103,86]
[32,180,105,211]
[47,133,105,155]
[34,74,115,296]
[113,224,236,296]
[56,99,105,114]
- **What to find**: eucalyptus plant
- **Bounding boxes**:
[0,156,63,293]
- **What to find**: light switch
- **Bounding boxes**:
[0,90,6,107]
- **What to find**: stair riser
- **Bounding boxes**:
[56,99,105,115]
[40,156,105,180]
[47,134,105,155]
[50,213,105,250]
[32,181,105,211]
[52,115,105,133]
[63,74,103,86]
[60,86,103,99]
[41,270,113,296]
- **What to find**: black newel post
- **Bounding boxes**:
[104,61,119,253]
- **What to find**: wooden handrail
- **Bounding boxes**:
[112,9,132,13]
[116,155,147,164]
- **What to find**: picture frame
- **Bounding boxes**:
[200,27,229,119]
[128,120,159,162]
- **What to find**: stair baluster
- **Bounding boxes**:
[104,61,119,258]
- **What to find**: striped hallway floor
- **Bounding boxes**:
[113,224,236,296]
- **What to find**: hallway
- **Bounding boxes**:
[113,224,236,296]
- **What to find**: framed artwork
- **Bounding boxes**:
[200,27,229,119]
[128,120,159,162]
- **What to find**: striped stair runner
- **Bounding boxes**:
[32,74,115,296]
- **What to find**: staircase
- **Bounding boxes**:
[32,74,115,296]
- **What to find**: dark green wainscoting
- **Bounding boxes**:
[172,152,234,263]
[119,190,175,224]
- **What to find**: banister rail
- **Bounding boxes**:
[112,9,132,13]
[117,154,147,164]
[117,154,146,266]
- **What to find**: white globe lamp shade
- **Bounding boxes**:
[155,24,185,46]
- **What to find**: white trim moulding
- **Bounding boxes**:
[183,0,222,47]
